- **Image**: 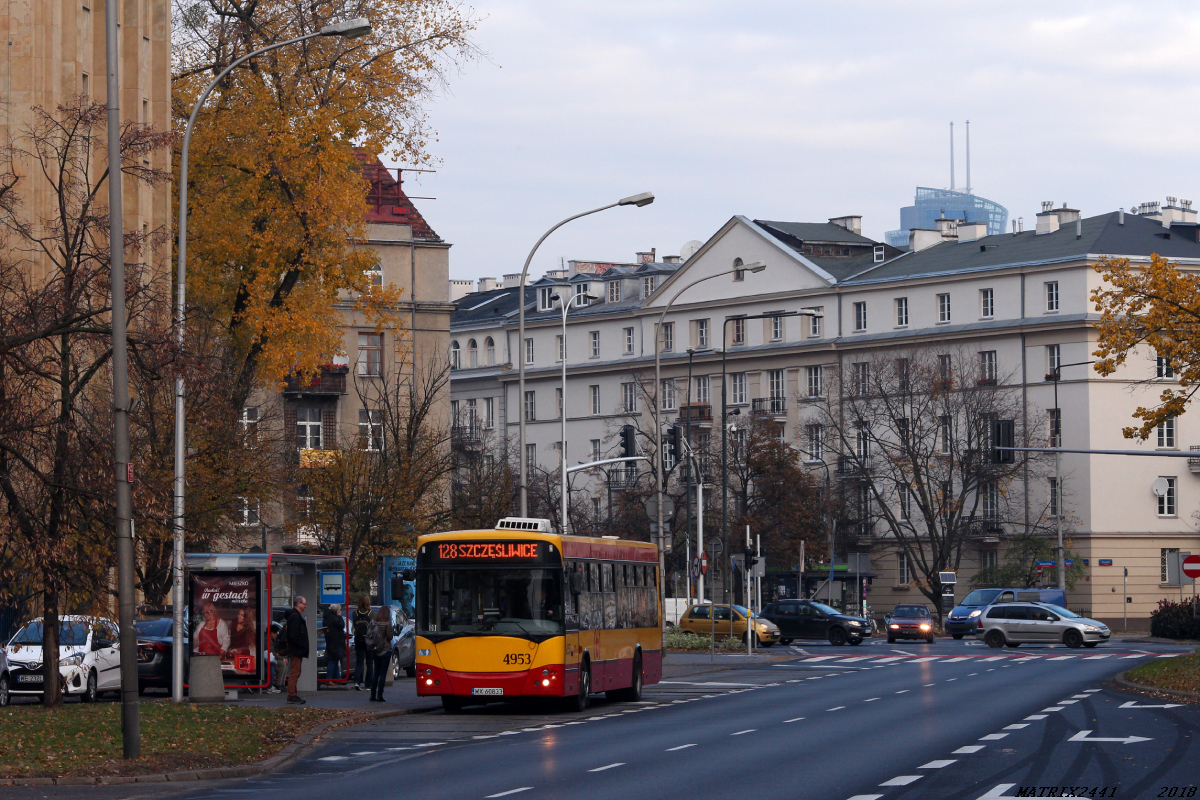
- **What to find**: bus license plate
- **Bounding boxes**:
[19,674,43,683]
[471,687,503,696]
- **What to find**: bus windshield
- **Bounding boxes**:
[419,568,563,637]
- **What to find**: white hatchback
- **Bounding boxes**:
[2,616,122,704]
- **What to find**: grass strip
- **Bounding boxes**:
[1124,647,1200,697]
[0,701,349,779]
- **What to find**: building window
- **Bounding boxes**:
[898,485,911,522]
[1158,418,1176,449]
[980,288,994,319]
[524,390,536,422]
[464,339,477,369]
[980,351,997,383]
[874,244,885,263]
[622,382,637,413]
[1158,476,1177,516]
[808,310,822,338]
[939,415,952,454]
[937,293,951,323]
[895,297,908,327]
[897,552,910,586]
[732,257,744,281]
[769,369,785,400]
[697,318,710,349]
[730,373,747,405]
[1162,548,1181,583]
[556,334,564,363]
[589,385,600,416]
[236,497,260,526]
[981,550,998,571]
[556,388,563,419]
[591,439,601,463]
[1048,477,1060,518]
[1045,281,1059,312]
[853,302,867,332]
[1048,408,1061,447]
[241,406,259,443]
[296,407,322,450]
[853,362,869,396]
[574,282,591,306]
[608,281,622,303]
[856,426,871,460]
[359,408,383,451]
[938,354,953,386]
[770,315,784,342]
[484,397,494,429]
[538,286,555,311]
[590,331,600,358]
[661,321,674,352]
[981,482,998,519]
[624,327,635,355]
[1157,355,1175,379]
[896,358,910,392]
[365,260,382,288]
[806,424,823,461]
[731,317,746,345]
[525,337,534,365]
[643,276,657,297]
[661,379,677,410]
[695,375,710,404]
[525,443,537,470]
[1047,344,1061,375]
[296,485,314,522]
[450,340,460,371]
[485,337,495,366]
[806,365,823,398]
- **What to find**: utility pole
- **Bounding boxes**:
[106,0,140,757]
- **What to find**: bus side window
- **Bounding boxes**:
[602,563,614,593]
[589,562,600,593]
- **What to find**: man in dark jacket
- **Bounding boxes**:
[323,604,346,681]
[285,597,309,704]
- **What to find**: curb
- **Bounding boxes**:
[0,702,442,787]
[1111,670,1200,703]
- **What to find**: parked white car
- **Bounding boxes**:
[3,616,122,703]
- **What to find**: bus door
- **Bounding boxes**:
[564,561,584,695]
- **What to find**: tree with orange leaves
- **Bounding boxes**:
[1092,253,1200,439]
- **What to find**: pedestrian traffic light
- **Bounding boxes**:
[665,425,681,465]
[620,425,636,458]
[744,546,758,570]
[992,419,1015,464]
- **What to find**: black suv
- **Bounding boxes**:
[760,600,872,646]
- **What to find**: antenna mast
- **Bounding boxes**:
[965,119,972,194]
[949,121,955,191]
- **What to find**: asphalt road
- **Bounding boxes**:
[3,639,1196,800]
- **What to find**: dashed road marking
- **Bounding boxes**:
[317,756,348,762]
[731,729,756,736]
[1042,707,1064,712]
[666,744,696,751]
[784,717,806,723]
[1047,656,1075,661]
[827,706,846,711]
[938,658,973,663]
[895,689,909,694]
[350,751,377,755]
[953,745,986,754]
[486,789,532,798]
[864,697,880,702]
[1025,715,1047,720]
[919,760,956,769]
[880,775,923,786]
[846,795,883,800]
[588,763,625,772]
[979,733,1009,741]
[1003,724,1028,730]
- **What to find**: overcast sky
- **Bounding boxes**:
[394,1,1200,284]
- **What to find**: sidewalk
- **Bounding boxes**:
[234,677,440,714]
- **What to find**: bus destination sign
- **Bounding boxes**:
[419,540,552,566]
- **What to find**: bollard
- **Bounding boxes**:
[188,655,225,702]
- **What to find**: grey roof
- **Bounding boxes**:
[754,220,878,246]
[849,212,1200,284]
[752,219,901,282]
[451,286,530,326]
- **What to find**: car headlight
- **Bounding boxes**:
[1082,625,1100,633]
[919,624,931,631]
[849,620,862,627]
[889,624,900,629]
[968,609,981,618]
[61,653,83,667]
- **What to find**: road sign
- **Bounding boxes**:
[1183,554,1200,580]
[701,551,708,575]
[691,557,700,579]
[1098,558,1113,566]
[644,495,675,520]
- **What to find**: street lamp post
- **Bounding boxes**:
[517,192,654,517]
[170,16,373,704]
[1044,358,1095,592]
[719,307,820,603]
[552,290,597,534]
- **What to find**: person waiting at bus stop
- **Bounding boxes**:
[284,596,310,704]
[352,596,373,690]
[365,606,395,702]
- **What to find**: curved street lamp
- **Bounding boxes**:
[516,192,654,517]
[171,17,373,704]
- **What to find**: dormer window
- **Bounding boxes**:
[608,280,622,303]
[873,245,885,263]
[642,276,657,297]
[538,286,555,312]
[574,282,591,306]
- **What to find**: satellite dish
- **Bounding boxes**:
[1152,477,1170,497]
[679,240,703,262]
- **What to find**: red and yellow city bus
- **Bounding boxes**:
[414,518,662,712]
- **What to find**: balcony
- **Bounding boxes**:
[752,397,787,416]
[451,423,483,449]
[677,403,713,424]
[836,456,872,476]
[607,470,641,490]
[283,365,349,397]
[1190,445,1200,473]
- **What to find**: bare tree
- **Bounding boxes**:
[448,430,520,531]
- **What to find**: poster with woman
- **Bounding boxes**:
[190,571,261,681]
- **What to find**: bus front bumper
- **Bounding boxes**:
[415,664,567,698]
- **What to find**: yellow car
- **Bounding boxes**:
[678,604,781,646]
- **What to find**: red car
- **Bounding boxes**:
[886,604,935,643]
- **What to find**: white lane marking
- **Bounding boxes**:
[864,697,881,702]
[953,745,986,754]
[924,683,936,687]
[836,657,872,663]
[318,756,348,761]
[910,657,941,663]
[658,680,758,687]
[880,775,923,786]
[803,656,839,662]
[919,760,956,769]
[386,747,412,751]
[588,763,625,772]
[666,744,697,751]
[1047,656,1075,661]
[846,796,884,800]
[1042,707,1064,712]
[350,751,378,755]
[1067,730,1153,744]
[1071,694,1091,699]
[784,717,805,723]
[980,657,1007,662]
[945,678,957,682]
[1084,689,1102,692]
[975,785,1018,800]
[1003,724,1029,730]
[1120,655,1145,659]
[1024,715,1047,720]
[486,789,533,798]
[987,669,995,672]
[979,733,1009,740]
[827,706,846,711]
[413,742,444,747]
[1058,699,1079,704]
[731,729,756,736]
[1157,654,1183,658]
[939,658,973,663]
[871,657,906,663]
[895,689,910,694]
[1083,655,1111,660]
[1120,700,1183,709]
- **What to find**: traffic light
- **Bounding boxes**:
[992,419,1015,464]
[665,425,682,467]
[620,425,636,458]
[744,546,759,570]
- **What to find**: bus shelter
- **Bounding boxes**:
[185,552,348,692]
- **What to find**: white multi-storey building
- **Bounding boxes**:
[451,203,1200,628]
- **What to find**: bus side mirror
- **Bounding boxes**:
[570,569,584,595]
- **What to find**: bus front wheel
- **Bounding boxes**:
[566,662,591,712]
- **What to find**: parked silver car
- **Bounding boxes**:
[975,602,1111,649]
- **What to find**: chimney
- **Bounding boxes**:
[1035,202,1060,235]
[957,221,987,243]
[934,216,959,239]
[636,249,657,263]
[1019,217,1024,233]
[449,279,474,301]
[661,255,681,264]
[478,277,498,292]
[909,228,944,252]
[829,215,863,235]
[502,272,525,287]
[1119,208,1124,225]
[1054,203,1080,226]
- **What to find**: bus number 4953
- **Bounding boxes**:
[502,653,532,666]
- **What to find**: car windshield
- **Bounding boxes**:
[419,568,563,635]
[134,619,173,637]
[1039,603,1079,619]
[891,606,929,618]
[960,589,1003,607]
[733,605,756,619]
[9,621,91,647]
[809,603,839,616]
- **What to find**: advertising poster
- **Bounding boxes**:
[190,571,262,682]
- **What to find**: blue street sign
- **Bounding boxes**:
[319,571,346,605]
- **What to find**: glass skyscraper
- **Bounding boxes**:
[885,188,1008,248]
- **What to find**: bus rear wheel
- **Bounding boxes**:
[441,696,464,714]
[608,653,642,703]
[566,662,591,712]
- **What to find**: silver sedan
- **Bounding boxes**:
[974,602,1111,649]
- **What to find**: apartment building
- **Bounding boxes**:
[451,201,1200,627]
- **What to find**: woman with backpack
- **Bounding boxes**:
[365,606,395,702]
[352,596,373,690]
